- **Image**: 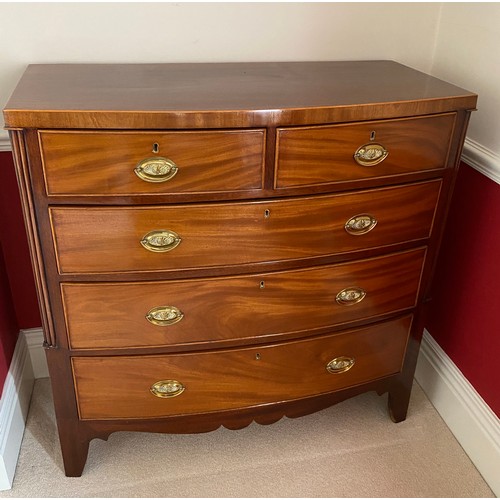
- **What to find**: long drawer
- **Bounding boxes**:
[50,180,441,274]
[62,248,425,349]
[72,315,412,420]
[39,129,266,195]
[275,113,455,188]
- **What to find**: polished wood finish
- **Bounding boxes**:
[39,129,265,196]
[4,61,476,477]
[72,316,412,420]
[50,181,440,274]
[275,114,455,188]
[62,248,425,349]
[4,61,476,129]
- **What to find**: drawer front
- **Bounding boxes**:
[62,249,425,349]
[50,180,440,274]
[275,114,455,188]
[72,315,412,420]
[39,130,265,195]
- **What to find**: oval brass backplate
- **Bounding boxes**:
[146,305,184,326]
[353,143,388,166]
[140,230,181,253]
[134,157,178,183]
[336,287,366,305]
[326,356,355,374]
[345,214,377,235]
[150,380,185,398]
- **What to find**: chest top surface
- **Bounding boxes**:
[3,61,477,129]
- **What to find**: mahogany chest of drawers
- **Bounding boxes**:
[3,61,477,476]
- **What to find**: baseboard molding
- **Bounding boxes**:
[22,328,49,379]
[0,332,35,490]
[0,134,11,152]
[415,330,500,496]
[462,138,500,186]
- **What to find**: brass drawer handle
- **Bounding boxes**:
[146,305,184,326]
[134,157,178,183]
[326,356,355,374]
[150,380,185,398]
[345,214,377,235]
[353,143,388,166]
[140,230,181,253]
[336,287,366,305]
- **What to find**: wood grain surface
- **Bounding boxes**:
[275,114,455,187]
[39,129,265,195]
[72,315,412,420]
[62,248,425,349]
[50,180,441,274]
[3,62,477,129]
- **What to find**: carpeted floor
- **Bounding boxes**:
[0,378,494,498]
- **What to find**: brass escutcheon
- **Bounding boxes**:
[353,143,388,166]
[150,380,185,398]
[140,230,181,253]
[134,157,178,183]
[326,356,355,374]
[336,287,366,305]
[345,214,378,235]
[146,305,184,326]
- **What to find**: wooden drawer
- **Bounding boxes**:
[72,315,412,420]
[50,180,440,274]
[275,114,455,188]
[62,248,425,349]
[39,129,265,195]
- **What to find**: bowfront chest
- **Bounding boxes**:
[3,61,477,476]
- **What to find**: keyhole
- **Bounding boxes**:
[370,131,376,141]
[259,281,265,289]
[255,353,261,360]
[264,209,271,218]
[152,143,160,154]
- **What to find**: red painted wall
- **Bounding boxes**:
[0,150,41,391]
[0,244,18,392]
[427,162,500,417]
[0,151,41,330]
[0,149,498,415]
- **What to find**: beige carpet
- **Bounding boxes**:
[0,378,494,498]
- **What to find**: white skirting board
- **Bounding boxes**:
[462,138,500,186]
[0,134,11,152]
[0,331,35,490]
[22,328,49,379]
[415,329,500,496]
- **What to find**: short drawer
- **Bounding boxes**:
[275,114,455,188]
[62,248,425,349]
[50,180,440,274]
[72,315,412,420]
[39,129,265,195]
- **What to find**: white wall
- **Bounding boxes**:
[431,3,500,157]
[0,2,443,139]
[1,2,499,165]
